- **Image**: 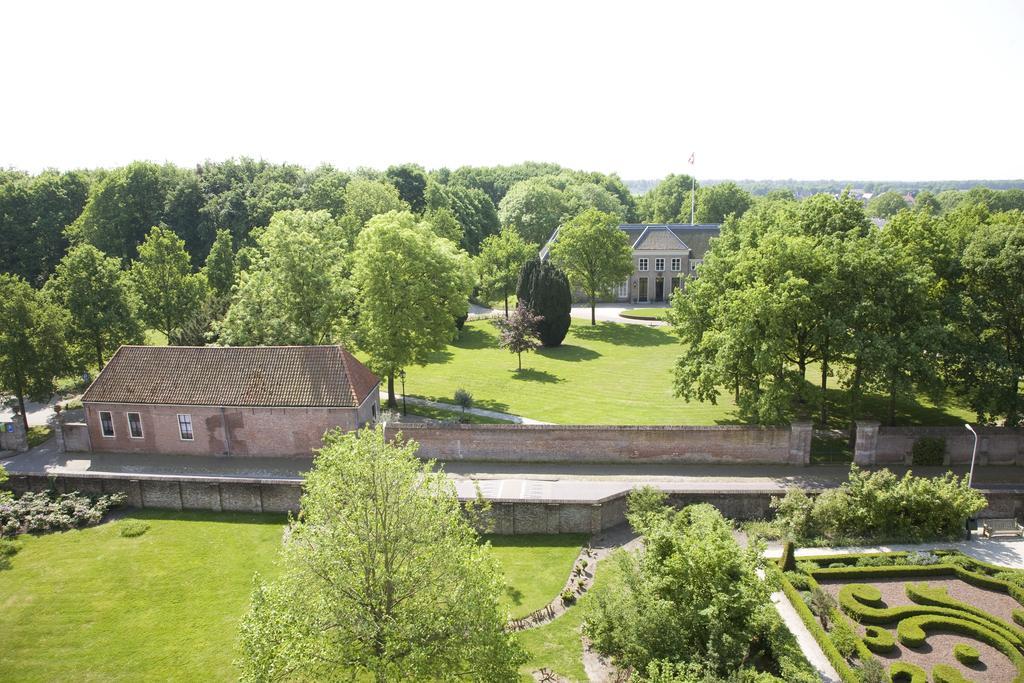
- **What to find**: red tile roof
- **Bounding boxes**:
[83,345,379,408]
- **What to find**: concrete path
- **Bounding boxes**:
[777,537,1024,570]
[771,590,841,683]
[570,302,669,326]
[0,393,80,428]
[381,392,552,425]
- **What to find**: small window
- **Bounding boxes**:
[127,412,143,438]
[655,257,665,271]
[618,280,629,298]
[177,414,194,441]
[99,411,115,437]
[671,257,681,271]
[638,258,648,271]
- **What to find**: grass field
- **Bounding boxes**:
[391,319,973,426]
[618,307,670,321]
[0,511,587,681]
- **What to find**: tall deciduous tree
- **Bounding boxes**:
[0,275,70,432]
[636,173,698,223]
[476,229,536,317]
[385,164,429,214]
[516,259,572,347]
[44,245,142,369]
[129,226,207,343]
[219,211,350,346]
[549,209,633,326]
[695,182,753,223]
[867,191,909,218]
[353,211,473,408]
[495,304,543,370]
[203,228,236,298]
[497,178,567,245]
[237,426,524,682]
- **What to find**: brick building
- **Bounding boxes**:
[80,345,380,457]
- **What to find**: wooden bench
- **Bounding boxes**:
[981,518,1024,538]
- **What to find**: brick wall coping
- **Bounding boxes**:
[389,423,802,433]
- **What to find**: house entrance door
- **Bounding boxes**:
[655,276,664,302]
[638,277,648,302]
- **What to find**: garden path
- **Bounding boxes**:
[770,590,842,683]
[380,391,552,425]
[764,537,1024,570]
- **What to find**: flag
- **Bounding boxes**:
[688,152,695,165]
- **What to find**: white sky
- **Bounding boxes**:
[1,0,1022,180]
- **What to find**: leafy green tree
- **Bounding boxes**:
[219,211,350,346]
[70,161,174,261]
[44,245,142,369]
[423,206,463,244]
[385,164,429,213]
[958,213,1024,425]
[301,165,350,217]
[440,184,500,253]
[353,211,473,408]
[636,173,698,223]
[516,259,572,347]
[796,192,870,237]
[695,182,752,223]
[476,229,536,317]
[129,226,207,343]
[163,171,212,260]
[237,426,524,682]
[0,275,70,432]
[584,502,770,678]
[497,177,566,245]
[203,228,236,298]
[495,304,543,370]
[867,191,908,218]
[338,177,409,247]
[913,190,941,215]
[561,181,627,222]
[549,209,634,326]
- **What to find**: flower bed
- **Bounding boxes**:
[777,550,1024,682]
[0,490,126,537]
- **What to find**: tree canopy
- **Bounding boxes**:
[129,226,207,343]
[237,426,524,682]
[475,228,536,317]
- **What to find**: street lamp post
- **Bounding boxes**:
[965,423,979,488]
[398,369,407,416]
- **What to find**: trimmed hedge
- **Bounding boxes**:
[776,571,860,683]
[896,613,1024,677]
[906,582,1024,645]
[932,664,972,683]
[780,541,796,571]
[953,643,980,665]
[888,662,927,683]
[862,625,895,653]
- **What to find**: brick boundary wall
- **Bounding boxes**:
[855,423,1024,466]
[6,471,1024,534]
[387,421,814,465]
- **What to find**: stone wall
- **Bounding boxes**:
[391,421,813,465]
[855,422,1023,466]
[5,471,1024,533]
[0,417,28,452]
[60,421,91,452]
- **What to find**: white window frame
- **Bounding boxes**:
[99,410,115,438]
[127,412,144,439]
[638,258,648,272]
[617,280,628,298]
[691,258,703,272]
[177,413,194,441]
[655,257,665,271]
[671,257,681,271]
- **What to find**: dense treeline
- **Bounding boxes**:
[671,192,1024,427]
[627,178,1024,197]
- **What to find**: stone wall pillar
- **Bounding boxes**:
[788,421,813,465]
[854,421,880,466]
[7,414,29,452]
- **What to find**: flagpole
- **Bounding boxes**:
[688,152,696,225]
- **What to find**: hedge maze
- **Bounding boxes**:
[778,548,1024,682]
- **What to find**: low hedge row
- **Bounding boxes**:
[839,583,1024,647]
[906,582,1024,645]
[953,643,980,665]
[888,661,927,683]
[932,664,973,683]
[896,613,1024,679]
[776,571,860,683]
[862,625,895,653]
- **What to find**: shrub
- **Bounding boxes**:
[889,662,927,683]
[770,487,815,539]
[515,259,571,347]
[810,587,837,627]
[452,388,473,422]
[0,490,127,537]
[829,618,858,660]
[780,541,796,571]
[911,436,946,466]
[862,625,896,653]
[784,571,810,590]
[856,555,895,567]
[119,520,150,538]
[796,560,819,575]
[932,664,973,683]
[560,588,576,605]
[953,643,979,665]
[905,551,941,566]
[857,657,887,683]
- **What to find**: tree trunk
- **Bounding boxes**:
[849,361,863,437]
[1008,367,1022,427]
[95,336,104,371]
[734,377,740,404]
[820,338,829,427]
[504,287,509,318]
[517,351,522,370]
[590,295,596,326]
[888,379,897,426]
[17,392,29,434]
[387,371,397,409]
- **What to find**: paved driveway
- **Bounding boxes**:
[570,302,669,326]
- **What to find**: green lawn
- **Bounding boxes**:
[387,320,972,426]
[0,511,588,681]
[486,534,587,618]
[400,402,514,424]
[618,307,670,321]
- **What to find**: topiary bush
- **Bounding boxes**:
[862,625,896,653]
[515,258,571,347]
[780,540,796,571]
[889,661,927,683]
[912,436,946,466]
[932,663,973,683]
[1,490,127,537]
[953,643,980,665]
